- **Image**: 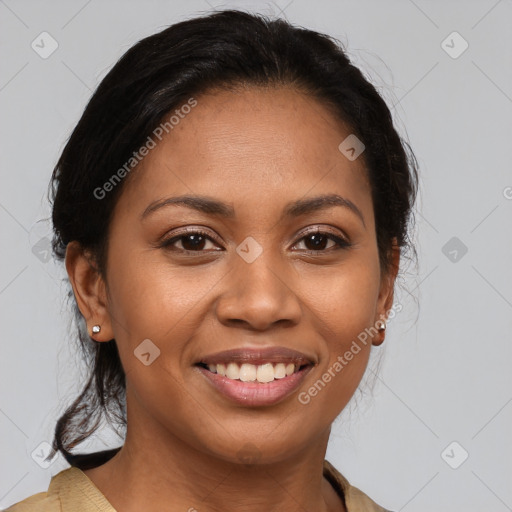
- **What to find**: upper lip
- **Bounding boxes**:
[197,346,316,366]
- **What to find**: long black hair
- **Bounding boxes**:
[47,9,418,469]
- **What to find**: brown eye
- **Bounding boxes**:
[302,233,335,251]
[180,233,208,251]
[293,230,351,253]
[161,230,221,252]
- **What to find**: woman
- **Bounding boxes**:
[6,9,417,512]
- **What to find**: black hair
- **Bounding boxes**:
[47,9,418,469]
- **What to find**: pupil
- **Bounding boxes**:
[307,234,327,250]
[183,234,205,250]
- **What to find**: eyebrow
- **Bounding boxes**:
[141,193,365,227]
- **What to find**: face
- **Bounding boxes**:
[71,85,398,464]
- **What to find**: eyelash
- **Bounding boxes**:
[159,227,351,255]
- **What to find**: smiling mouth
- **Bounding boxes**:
[196,361,311,384]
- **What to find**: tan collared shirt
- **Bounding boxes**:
[5,460,392,511]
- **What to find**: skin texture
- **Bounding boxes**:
[66,85,399,512]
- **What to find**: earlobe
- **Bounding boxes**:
[373,240,400,347]
[65,241,114,342]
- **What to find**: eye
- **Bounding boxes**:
[160,229,222,253]
[292,229,351,253]
[159,227,351,254]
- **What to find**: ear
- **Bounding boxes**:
[373,238,400,347]
[65,241,114,342]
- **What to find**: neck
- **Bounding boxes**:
[85,438,344,512]
[82,398,345,512]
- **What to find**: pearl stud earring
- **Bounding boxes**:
[92,325,101,334]
[377,320,386,331]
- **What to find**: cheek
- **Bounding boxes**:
[104,247,222,366]
[296,257,381,413]
[303,255,381,344]
[103,254,215,425]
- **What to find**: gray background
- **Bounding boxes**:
[1,1,511,510]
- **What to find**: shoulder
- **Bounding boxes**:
[323,460,395,512]
[3,466,115,512]
[3,490,60,511]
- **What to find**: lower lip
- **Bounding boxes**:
[196,365,313,407]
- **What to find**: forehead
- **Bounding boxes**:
[117,85,373,225]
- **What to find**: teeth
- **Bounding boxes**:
[256,363,275,383]
[285,363,295,376]
[239,363,256,382]
[204,361,303,383]
[226,362,239,380]
[274,363,286,379]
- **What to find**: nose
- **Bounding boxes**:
[215,254,303,331]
